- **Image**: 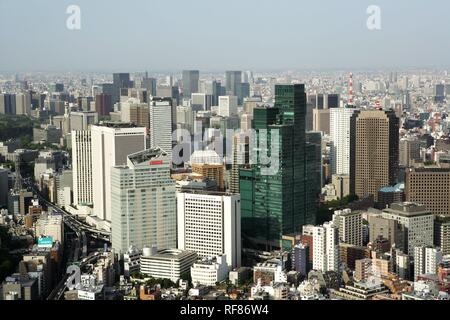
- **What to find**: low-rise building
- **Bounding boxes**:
[140,247,197,283]
[191,255,229,286]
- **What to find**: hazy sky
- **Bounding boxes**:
[0,0,449,72]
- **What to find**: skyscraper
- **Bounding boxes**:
[15,93,31,116]
[239,84,317,250]
[200,80,221,106]
[225,71,242,97]
[0,94,16,114]
[111,148,176,254]
[112,73,132,104]
[177,190,241,268]
[95,93,112,116]
[330,107,357,175]
[230,132,250,194]
[182,70,199,98]
[71,130,93,207]
[149,97,173,161]
[350,109,399,201]
[91,123,147,223]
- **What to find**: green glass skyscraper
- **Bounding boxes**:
[240,84,318,250]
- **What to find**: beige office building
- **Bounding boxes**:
[405,164,450,216]
[350,110,399,202]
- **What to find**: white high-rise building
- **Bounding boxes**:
[91,123,146,223]
[72,130,93,207]
[149,98,173,161]
[330,107,357,175]
[332,209,363,246]
[313,222,339,272]
[218,96,238,117]
[111,148,176,254]
[414,246,443,280]
[177,190,241,268]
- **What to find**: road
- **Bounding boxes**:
[21,179,111,300]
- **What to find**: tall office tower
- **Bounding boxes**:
[414,246,442,280]
[313,108,330,134]
[312,222,339,272]
[327,94,340,109]
[0,93,16,114]
[230,133,250,193]
[399,138,421,167]
[405,164,450,216]
[218,96,238,117]
[149,97,173,161]
[70,111,98,131]
[191,93,213,111]
[142,77,157,97]
[177,190,241,268]
[237,82,250,105]
[91,123,146,222]
[200,80,221,106]
[15,93,31,116]
[239,84,317,250]
[121,101,150,129]
[332,209,363,246]
[312,93,340,109]
[225,71,242,97]
[434,216,450,256]
[111,148,176,254]
[306,131,323,196]
[101,83,114,99]
[112,73,132,104]
[381,203,434,255]
[72,130,93,207]
[330,107,357,175]
[350,109,399,202]
[182,70,199,98]
[95,93,112,116]
[435,84,445,103]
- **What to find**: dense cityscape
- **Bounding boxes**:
[1,1,450,312]
[0,68,450,302]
